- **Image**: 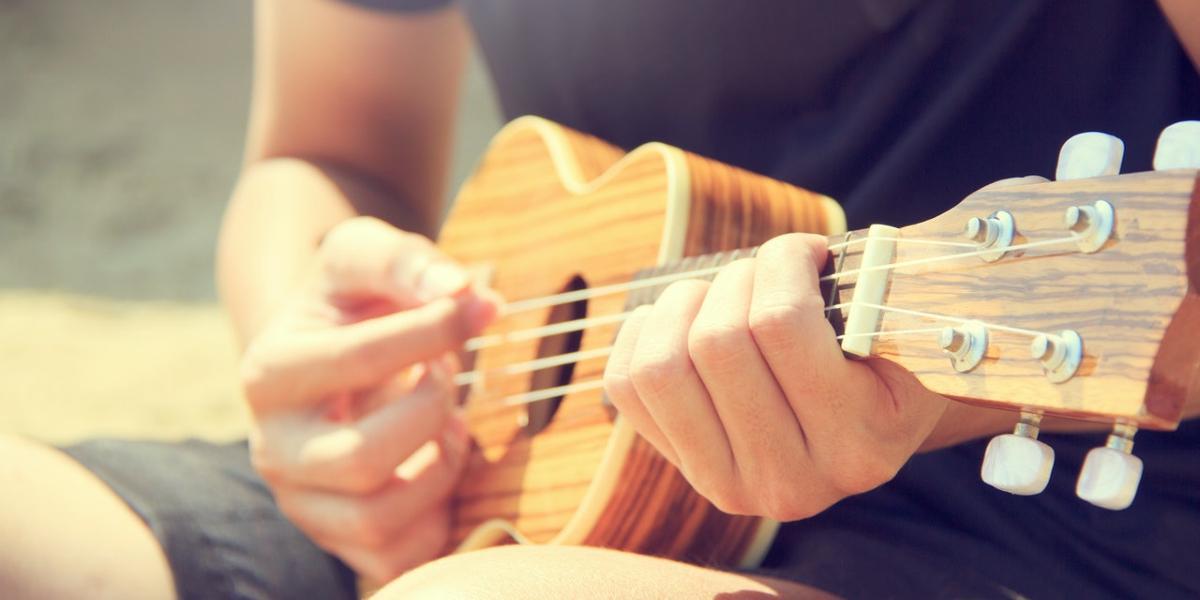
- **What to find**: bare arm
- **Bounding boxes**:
[216,1,500,582]
[217,0,468,343]
[1159,0,1200,71]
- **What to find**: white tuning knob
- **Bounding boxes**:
[1153,121,1200,170]
[1056,132,1124,181]
[1076,424,1143,510]
[981,412,1054,496]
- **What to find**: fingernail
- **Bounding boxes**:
[416,261,470,302]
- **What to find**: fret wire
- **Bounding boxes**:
[824,231,853,311]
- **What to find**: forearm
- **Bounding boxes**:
[216,158,437,345]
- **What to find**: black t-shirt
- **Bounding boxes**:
[344,1,1200,597]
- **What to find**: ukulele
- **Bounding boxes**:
[437,116,1200,568]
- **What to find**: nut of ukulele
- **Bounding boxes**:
[1152,121,1200,170]
[1076,424,1143,510]
[981,412,1054,496]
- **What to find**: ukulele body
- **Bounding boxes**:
[438,116,844,566]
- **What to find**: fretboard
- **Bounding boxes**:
[622,231,865,335]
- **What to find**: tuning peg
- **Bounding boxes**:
[960,211,1014,262]
[938,321,987,372]
[1076,424,1143,510]
[1153,121,1200,170]
[1030,330,1083,383]
[1056,132,1124,181]
[981,412,1054,495]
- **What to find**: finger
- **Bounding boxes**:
[266,364,463,494]
[603,305,679,466]
[752,234,940,491]
[628,280,736,494]
[245,294,497,409]
[748,234,850,401]
[320,216,473,306]
[749,234,870,459]
[276,424,466,551]
[688,259,810,489]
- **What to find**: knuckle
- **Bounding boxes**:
[705,485,751,516]
[629,350,689,398]
[747,305,795,351]
[828,449,899,496]
[602,369,637,406]
[757,478,815,522]
[659,279,709,303]
[684,467,749,516]
[687,322,752,373]
[748,295,824,350]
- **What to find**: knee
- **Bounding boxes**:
[376,545,569,599]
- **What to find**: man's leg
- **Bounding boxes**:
[377,544,837,599]
[0,433,175,599]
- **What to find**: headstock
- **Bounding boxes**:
[839,122,1200,509]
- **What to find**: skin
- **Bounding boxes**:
[1,1,1196,598]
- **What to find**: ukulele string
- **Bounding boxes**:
[465,310,633,352]
[467,326,955,408]
[459,297,1059,408]
[823,235,1078,283]
[455,234,1083,408]
[460,235,1077,352]
[495,235,1079,317]
[849,302,1048,338]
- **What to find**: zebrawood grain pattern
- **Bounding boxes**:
[438,117,840,566]
[859,170,1199,429]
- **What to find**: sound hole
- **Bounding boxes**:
[524,274,588,436]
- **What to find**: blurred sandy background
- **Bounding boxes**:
[0,0,501,444]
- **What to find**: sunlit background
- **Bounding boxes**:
[0,0,501,443]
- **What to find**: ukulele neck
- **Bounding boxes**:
[623,231,870,338]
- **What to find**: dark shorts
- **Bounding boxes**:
[64,421,1200,600]
[62,439,357,600]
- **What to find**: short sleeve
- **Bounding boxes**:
[337,0,452,12]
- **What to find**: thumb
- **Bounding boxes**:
[320,217,472,306]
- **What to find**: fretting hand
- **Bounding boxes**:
[603,233,947,521]
[239,217,500,581]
